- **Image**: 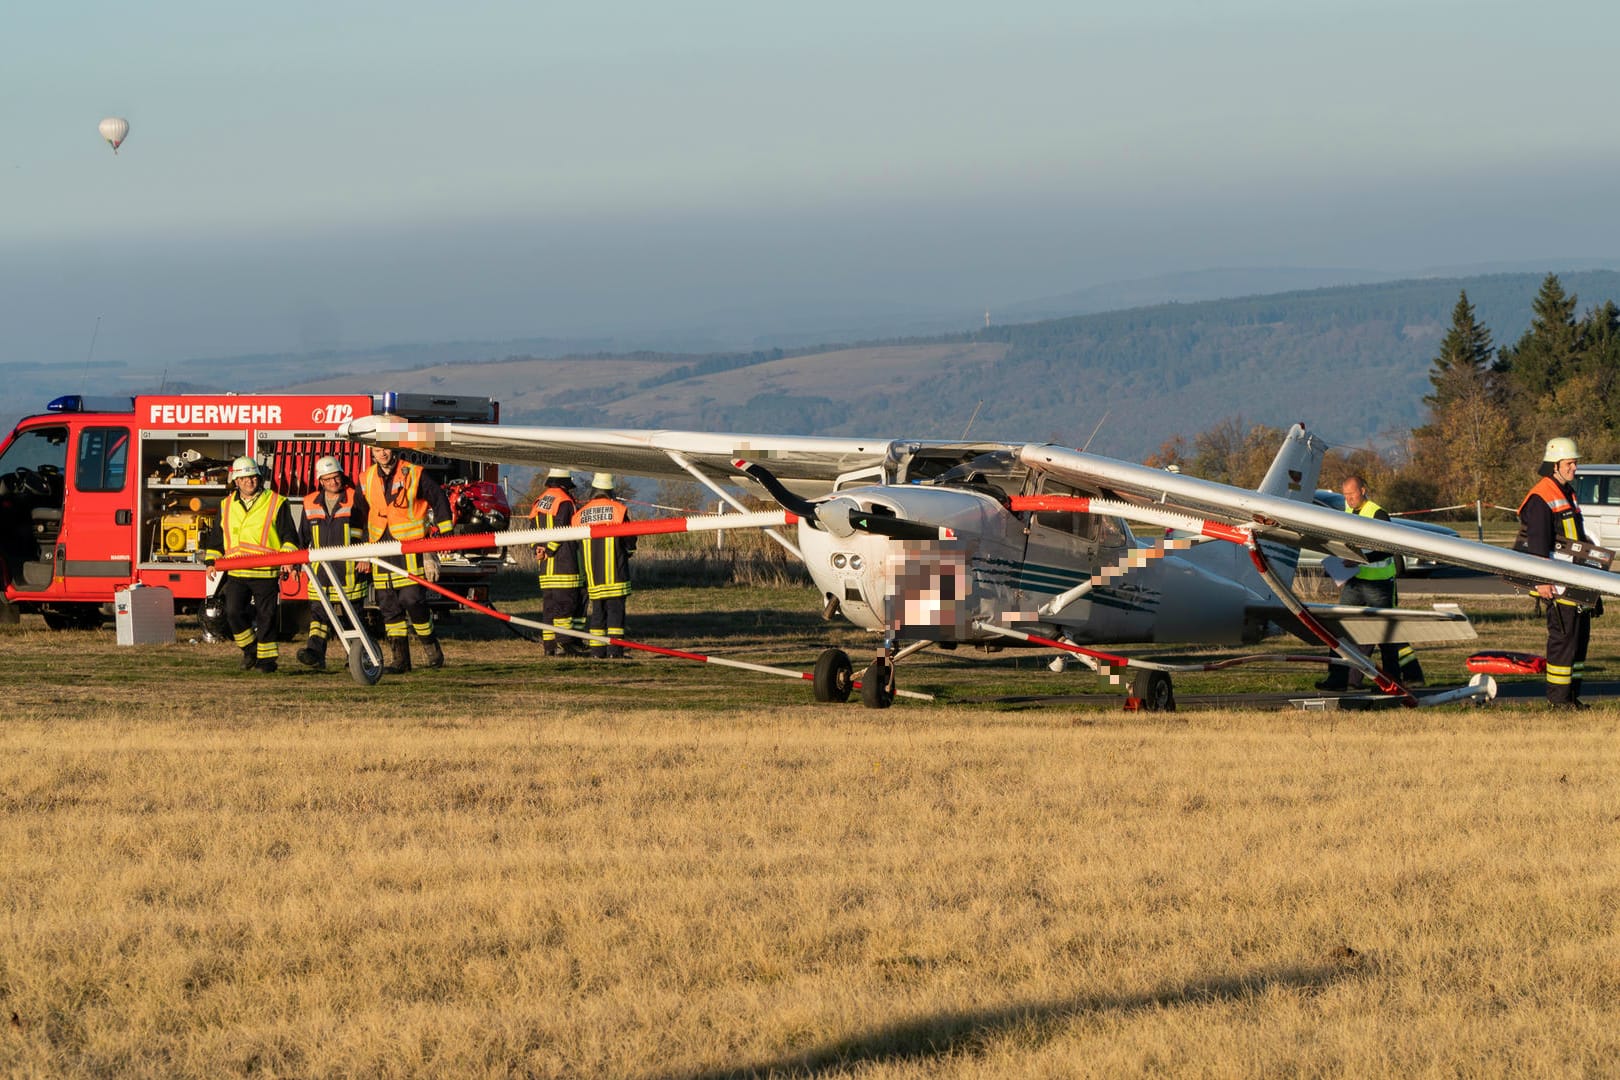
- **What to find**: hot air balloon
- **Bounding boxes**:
[98,117,129,154]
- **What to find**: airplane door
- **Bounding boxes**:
[58,425,134,597]
[1021,478,1140,639]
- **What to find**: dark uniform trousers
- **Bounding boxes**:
[1545,602,1591,705]
[225,576,282,661]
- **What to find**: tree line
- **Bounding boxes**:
[1146,273,1620,517]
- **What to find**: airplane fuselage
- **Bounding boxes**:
[796,483,1275,647]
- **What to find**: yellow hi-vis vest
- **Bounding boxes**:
[1349,499,1397,580]
[222,490,295,579]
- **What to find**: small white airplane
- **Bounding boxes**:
[315,416,1620,707]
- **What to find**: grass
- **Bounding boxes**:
[1,577,1617,1077]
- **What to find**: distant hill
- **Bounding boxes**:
[263,269,1620,462]
[12,270,1620,465]
[996,266,1400,322]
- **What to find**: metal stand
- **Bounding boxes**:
[308,562,384,685]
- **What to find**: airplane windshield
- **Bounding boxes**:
[929,450,1029,497]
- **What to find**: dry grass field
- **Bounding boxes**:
[2,578,1617,1077]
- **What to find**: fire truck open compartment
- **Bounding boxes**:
[137,428,244,568]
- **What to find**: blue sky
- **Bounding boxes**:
[5,0,1619,366]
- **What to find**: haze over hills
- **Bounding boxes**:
[8,267,1620,464]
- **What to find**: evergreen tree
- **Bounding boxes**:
[1424,291,1494,409]
[1494,273,1580,400]
[1582,300,1620,433]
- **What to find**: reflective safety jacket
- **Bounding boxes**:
[1518,475,1589,606]
[206,489,299,579]
[301,486,368,600]
[531,485,582,588]
[1347,499,1397,580]
[361,459,452,543]
[578,495,635,598]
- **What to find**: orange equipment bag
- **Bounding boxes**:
[1465,651,1547,676]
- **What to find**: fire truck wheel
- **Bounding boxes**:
[813,648,853,703]
[348,637,383,686]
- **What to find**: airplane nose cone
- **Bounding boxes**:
[817,496,861,539]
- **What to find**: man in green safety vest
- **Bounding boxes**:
[1316,474,1425,691]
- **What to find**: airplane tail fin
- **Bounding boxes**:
[1252,423,1326,587]
[1257,423,1326,503]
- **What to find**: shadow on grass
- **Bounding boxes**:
[651,962,1357,1080]
[440,607,838,644]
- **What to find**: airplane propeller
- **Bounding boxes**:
[732,458,956,540]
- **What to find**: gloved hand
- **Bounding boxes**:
[423,553,441,583]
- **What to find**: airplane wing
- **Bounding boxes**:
[1022,442,1620,599]
[339,416,895,495]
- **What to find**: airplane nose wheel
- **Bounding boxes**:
[1130,670,1176,711]
[861,657,896,709]
[813,648,854,702]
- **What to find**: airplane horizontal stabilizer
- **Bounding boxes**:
[1255,603,1477,646]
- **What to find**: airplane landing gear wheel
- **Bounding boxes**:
[1131,670,1176,711]
[813,648,853,702]
[348,637,383,686]
[860,658,896,709]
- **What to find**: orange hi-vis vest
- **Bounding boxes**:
[303,487,365,599]
[363,460,430,542]
[1519,475,1585,607]
[578,495,633,598]
[1518,476,1578,527]
[222,490,294,579]
[532,485,582,588]
[303,487,358,545]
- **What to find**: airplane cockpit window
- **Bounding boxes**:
[1030,478,1095,539]
[1027,478,1130,548]
[921,450,1029,499]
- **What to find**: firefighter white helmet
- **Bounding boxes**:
[591,472,615,490]
[546,467,572,480]
[314,456,343,480]
[229,456,260,481]
[1543,437,1581,463]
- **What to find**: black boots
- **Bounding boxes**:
[296,635,328,669]
[378,636,443,674]
[383,637,411,675]
[240,644,257,670]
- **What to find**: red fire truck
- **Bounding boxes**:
[0,391,509,629]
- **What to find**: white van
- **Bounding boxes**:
[1575,465,1620,547]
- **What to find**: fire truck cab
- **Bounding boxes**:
[0,392,506,629]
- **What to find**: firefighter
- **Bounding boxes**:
[360,445,452,674]
[1517,436,1600,708]
[531,467,586,656]
[578,473,635,658]
[202,456,300,673]
[295,456,369,670]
